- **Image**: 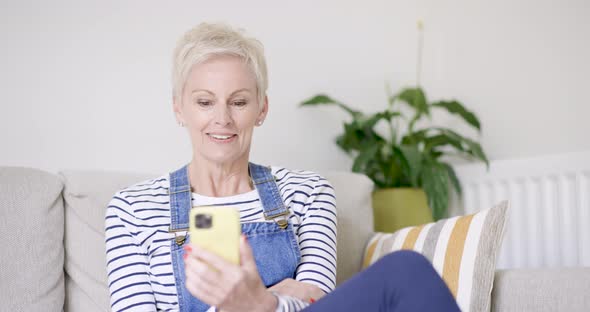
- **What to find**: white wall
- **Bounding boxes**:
[1,0,589,176]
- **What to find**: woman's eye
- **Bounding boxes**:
[197,101,212,107]
[233,101,247,107]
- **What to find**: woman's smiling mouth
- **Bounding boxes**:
[207,133,237,142]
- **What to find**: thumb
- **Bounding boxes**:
[239,234,257,269]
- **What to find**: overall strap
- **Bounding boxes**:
[249,162,289,229]
[168,164,191,244]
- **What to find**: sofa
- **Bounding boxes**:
[1,166,589,312]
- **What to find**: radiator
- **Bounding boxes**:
[452,151,590,269]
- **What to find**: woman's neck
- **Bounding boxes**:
[187,158,253,197]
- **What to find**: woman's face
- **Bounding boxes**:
[173,55,267,167]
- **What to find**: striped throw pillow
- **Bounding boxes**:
[362,200,508,312]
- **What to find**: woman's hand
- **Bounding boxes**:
[268,278,326,302]
[184,235,277,312]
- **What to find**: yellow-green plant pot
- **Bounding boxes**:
[372,188,433,233]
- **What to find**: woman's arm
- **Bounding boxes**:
[293,177,338,293]
[268,277,325,300]
[268,176,337,308]
[105,192,156,311]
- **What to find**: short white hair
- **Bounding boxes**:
[172,22,268,106]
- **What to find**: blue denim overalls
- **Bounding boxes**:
[167,162,302,311]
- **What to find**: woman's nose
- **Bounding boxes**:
[213,104,232,126]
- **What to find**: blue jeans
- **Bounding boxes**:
[303,250,461,312]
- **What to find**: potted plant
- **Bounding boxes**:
[300,87,488,232]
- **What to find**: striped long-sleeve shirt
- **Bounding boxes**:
[105,166,337,312]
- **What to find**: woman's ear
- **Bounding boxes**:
[257,95,269,126]
[172,95,184,125]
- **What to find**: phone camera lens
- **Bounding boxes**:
[195,213,212,229]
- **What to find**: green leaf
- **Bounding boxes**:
[335,134,352,154]
[442,162,462,196]
[359,111,401,130]
[300,94,361,118]
[300,94,338,105]
[431,101,481,131]
[421,161,450,220]
[463,140,489,168]
[384,158,404,188]
[429,128,490,168]
[423,134,464,155]
[352,144,380,173]
[431,150,444,159]
[370,150,392,188]
[393,145,422,187]
[401,128,430,145]
[394,87,430,117]
[335,123,363,153]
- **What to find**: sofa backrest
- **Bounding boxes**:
[322,171,374,284]
[59,168,374,311]
[60,169,154,312]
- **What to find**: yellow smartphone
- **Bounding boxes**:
[189,206,241,265]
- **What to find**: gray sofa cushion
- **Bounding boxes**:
[492,268,590,312]
[322,171,374,285]
[0,167,65,312]
[60,169,154,312]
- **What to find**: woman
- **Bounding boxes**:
[105,22,459,312]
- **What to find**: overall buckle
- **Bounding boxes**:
[264,211,289,229]
[169,227,188,246]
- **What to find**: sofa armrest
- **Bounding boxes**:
[0,167,65,312]
[492,267,590,312]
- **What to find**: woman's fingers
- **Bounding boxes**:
[182,237,272,311]
[185,244,234,273]
[185,271,222,305]
[184,256,227,306]
[184,255,221,285]
[184,243,243,298]
[238,235,257,270]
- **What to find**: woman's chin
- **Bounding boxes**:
[200,152,247,165]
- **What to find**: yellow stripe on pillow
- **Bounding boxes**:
[402,225,424,250]
[443,214,474,297]
[362,233,382,269]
